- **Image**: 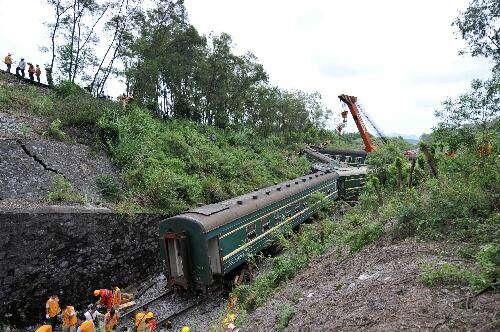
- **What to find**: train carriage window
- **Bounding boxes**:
[262,221,271,231]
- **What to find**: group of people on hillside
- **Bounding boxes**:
[34,287,158,332]
[4,53,43,83]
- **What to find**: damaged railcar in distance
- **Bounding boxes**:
[159,166,367,290]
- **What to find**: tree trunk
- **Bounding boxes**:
[68,0,79,81]
[408,158,416,187]
[420,143,438,178]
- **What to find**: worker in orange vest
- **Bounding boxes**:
[62,303,78,332]
[94,289,114,310]
[35,64,42,83]
[4,53,12,73]
[134,307,150,332]
[45,295,61,328]
[28,63,35,81]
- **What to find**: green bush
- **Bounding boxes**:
[420,244,499,292]
[47,175,83,203]
[345,222,384,253]
[96,175,120,202]
[44,119,66,140]
[55,80,85,98]
[277,304,295,331]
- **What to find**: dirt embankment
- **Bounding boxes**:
[244,239,499,331]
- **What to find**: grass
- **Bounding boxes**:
[277,304,295,331]
[43,119,66,140]
[47,175,84,203]
[420,244,499,292]
[96,175,121,202]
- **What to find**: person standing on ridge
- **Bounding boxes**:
[4,53,13,73]
[45,295,61,328]
[16,58,26,77]
[35,64,42,82]
[28,63,35,81]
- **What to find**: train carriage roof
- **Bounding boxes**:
[166,170,340,233]
[163,165,368,234]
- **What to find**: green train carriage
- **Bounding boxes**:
[159,166,367,290]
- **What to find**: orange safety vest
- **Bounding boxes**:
[62,306,78,327]
[36,67,42,75]
[79,320,95,332]
[28,65,35,74]
[35,325,52,332]
[4,56,12,65]
[46,298,60,318]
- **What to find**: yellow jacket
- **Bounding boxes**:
[46,298,60,318]
[62,306,77,326]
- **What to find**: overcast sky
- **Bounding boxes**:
[0,0,494,137]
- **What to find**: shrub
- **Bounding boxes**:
[345,222,384,253]
[420,243,499,292]
[54,80,85,98]
[96,175,120,202]
[277,304,295,331]
[44,119,66,140]
[47,175,83,203]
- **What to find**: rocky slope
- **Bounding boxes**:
[244,238,499,331]
[0,109,119,209]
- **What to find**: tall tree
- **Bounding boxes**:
[453,0,500,68]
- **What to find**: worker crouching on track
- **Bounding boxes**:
[135,308,154,332]
[95,288,134,311]
[45,295,61,328]
[62,303,78,332]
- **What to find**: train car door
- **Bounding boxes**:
[163,232,190,288]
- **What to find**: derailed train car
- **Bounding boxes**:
[159,166,367,290]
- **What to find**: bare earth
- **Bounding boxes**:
[244,238,499,331]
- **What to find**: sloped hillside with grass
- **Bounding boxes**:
[0,72,351,214]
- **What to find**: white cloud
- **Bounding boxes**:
[0,0,493,136]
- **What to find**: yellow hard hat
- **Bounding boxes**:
[145,312,154,319]
[115,287,120,291]
[93,290,100,296]
[180,326,190,332]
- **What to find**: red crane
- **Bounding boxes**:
[338,94,377,153]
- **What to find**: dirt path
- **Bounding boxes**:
[244,239,499,331]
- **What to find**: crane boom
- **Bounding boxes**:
[338,94,377,153]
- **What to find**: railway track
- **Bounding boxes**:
[117,288,224,331]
